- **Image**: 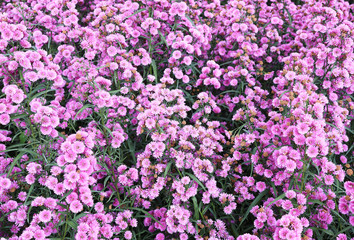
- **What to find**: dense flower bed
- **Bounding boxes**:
[0,0,353,239]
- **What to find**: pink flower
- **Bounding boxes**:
[183,56,192,65]
[297,123,309,135]
[54,183,65,195]
[76,232,88,240]
[254,219,264,229]
[45,198,57,209]
[24,71,39,82]
[241,69,248,76]
[256,182,266,192]
[296,194,306,205]
[78,158,90,171]
[67,171,80,183]
[95,202,104,213]
[72,141,85,154]
[107,46,118,57]
[46,70,57,80]
[0,114,10,125]
[156,233,165,240]
[276,155,287,168]
[255,213,267,225]
[124,231,132,239]
[62,49,71,58]
[313,24,323,32]
[324,175,334,185]
[279,228,290,239]
[8,61,18,71]
[344,182,354,194]
[25,174,35,184]
[349,216,354,226]
[0,177,11,189]
[332,48,341,57]
[306,146,318,158]
[240,23,248,32]
[294,135,305,145]
[285,160,296,172]
[85,51,96,60]
[271,17,281,25]
[34,229,45,240]
[18,192,27,201]
[285,71,296,80]
[64,150,77,163]
[12,91,25,104]
[70,200,83,213]
[38,210,52,223]
[172,50,182,59]
[285,190,296,199]
[336,234,347,240]
[338,202,349,214]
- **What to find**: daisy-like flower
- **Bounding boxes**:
[276,155,287,168]
[172,50,182,59]
[256,182,266,192]
[107,46,118,57]
[78,158,90,171]
[72,141,85,154]
[67,171,80,183]
[297,122,309,135]
[285,71,296,80]
[38,210,52,223]
[64,150,77,163]
[285,160,297,172]
[0,114,10,125]
[332,48,341,57]
[70,200,83,213]
[306,146,318,158]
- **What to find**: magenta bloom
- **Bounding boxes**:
[70,200,83,213]
[155,233,165,240]
[38,210,52,223]
[306,146,318,158]
[0,114,10,125]
[124,231,132,240]
[0,177,11,189]
[107,46,118,57]
[297,123,309,135]
[72,141,85,154]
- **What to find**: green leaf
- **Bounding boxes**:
[74,104,93,120]
[158,30,169,49]
[128,207,159,223]
[10,113,29,120]
[339,226,354,234]
[266,193,285,207]
[19,132,27,144]
[24,184,34,206]
[285,8,293,26]
[151,59,158,81]
[192,196,199,220]
[73,212,88,222]
[184,172,206,191]
[29,89,55,101]
[238,189,268,230]
[308,199,325,206]
[310,227,334,236]
[7,152,25,177]
[163,161,173,178]
[185,15,196,27]
[67,221,78,230]
[59,190,73,202]
[124,9,147,20]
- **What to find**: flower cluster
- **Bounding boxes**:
[0,0,353,239]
